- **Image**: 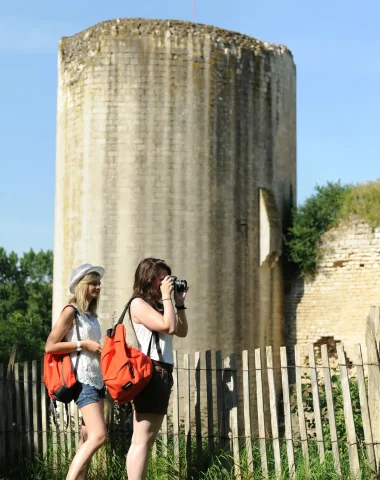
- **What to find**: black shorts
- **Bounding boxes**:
[133,361,174,415]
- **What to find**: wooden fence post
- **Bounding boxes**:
[172,351,180,473]
[24,361,32,461]
[40,362,48,458]
[161,414,168,458]
[58,402,66,458]
[108,399,115,454]
[337,343,360,479]
[366,305,380,470]
[6,346,17,465]
[205,350,214,462]
[225,354,240,480]
[7,344,18,379]
[242,350,254,475]
[119,406,127,454]
[0,364,5,472]
[66,402,73,459]
[194,351,202,464]
[73,402,80,450]
[266,346,281,479]
[321,344,341,476]
[255,348,268,479]
[354,343,376,477]
[308,344,325,463]
[205,350,215,465]
[280,347,295,478]
[15,363,23,459]
[216,350,225,452]
[294,345,309,471]
[184,353,192,479]
[51,401,58,468]
[32,360,39,455]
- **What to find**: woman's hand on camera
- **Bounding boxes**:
[82,340,102,355]
[174,286,189,306]
[160,275,174,298]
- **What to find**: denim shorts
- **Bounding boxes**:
[74,382,106,409]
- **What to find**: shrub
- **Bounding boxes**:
[296,372,364,453]
[284,179,380,280]
[340,180,380,229]
[284,181,350,280]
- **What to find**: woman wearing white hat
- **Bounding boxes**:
[45,263,106,480]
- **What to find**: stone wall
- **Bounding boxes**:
[53,19,296,364]
[286,221,380,364]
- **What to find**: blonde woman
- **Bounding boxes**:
[45,264,106,480]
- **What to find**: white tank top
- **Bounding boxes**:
[133,322,174,365]
[65,306,104,390]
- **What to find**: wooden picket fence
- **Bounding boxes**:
[0,342,379,478]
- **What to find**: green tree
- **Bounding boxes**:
[284,181,350,279]
[0,248,53,365]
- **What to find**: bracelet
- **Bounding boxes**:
[176,305,187,310]
[76,341,82,352]
[162,298,171,301]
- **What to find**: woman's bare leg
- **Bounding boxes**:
[76,425,88,480]
[66,401,106,480]
[126,411,164,480]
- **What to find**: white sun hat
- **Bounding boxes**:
[69,263,105,294]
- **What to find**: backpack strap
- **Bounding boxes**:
[122,296,164,363]
[49,305,81,431]
[62,304,81,376]
[50,400,70,431]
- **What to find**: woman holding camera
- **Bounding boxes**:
[126,257,189,480]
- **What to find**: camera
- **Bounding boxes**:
[171,276,188,293]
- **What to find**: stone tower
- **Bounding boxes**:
[53,19,296,362]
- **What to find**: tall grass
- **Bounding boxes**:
[1,434,373,479]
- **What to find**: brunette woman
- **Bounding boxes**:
[126,257,189,480]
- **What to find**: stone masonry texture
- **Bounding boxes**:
[286,221,380,365]
[53,19,296,370]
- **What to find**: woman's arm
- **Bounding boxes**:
[131,276,176,334]
[45,306,102,355]
[174,286,189,337]
[174,309,188,337]
[131,300,177,335]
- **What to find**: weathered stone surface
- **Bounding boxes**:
[59,19,291,69]
[53,19,296,366]
[286,221,380,363]
[259,188,282,268]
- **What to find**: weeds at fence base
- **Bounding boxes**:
[0,436,374,480]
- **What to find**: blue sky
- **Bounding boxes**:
[1,0,379,255]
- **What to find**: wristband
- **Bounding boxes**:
[162,298,171,301]
[76,341,82,352]
[175,305,187,310]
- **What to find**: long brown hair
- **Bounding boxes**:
[69,272,100,315]
[131,257,171,309]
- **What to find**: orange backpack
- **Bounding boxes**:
[101,299,159,405]
[43,305,81,404]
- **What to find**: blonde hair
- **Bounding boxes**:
[69,272,101,315]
